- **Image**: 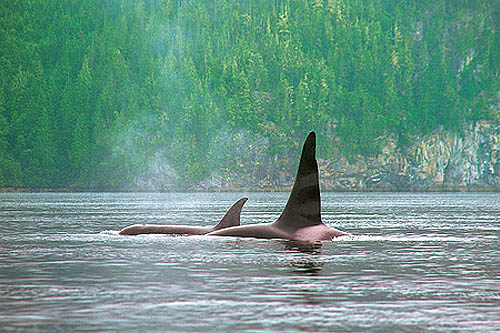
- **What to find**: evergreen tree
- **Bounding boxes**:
[0,0,498,188]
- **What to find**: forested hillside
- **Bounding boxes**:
[1,0,499,189]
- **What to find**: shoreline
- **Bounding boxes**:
[2,186,499,193]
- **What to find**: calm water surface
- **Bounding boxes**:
[1,192,499,332]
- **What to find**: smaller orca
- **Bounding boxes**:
[118,197,248,236]
[208,132,349,241]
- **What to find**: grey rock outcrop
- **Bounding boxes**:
[139,119,500,192]
[320,119,500,191]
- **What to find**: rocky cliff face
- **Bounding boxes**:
[319,118,500,191]
[139,118,500,192]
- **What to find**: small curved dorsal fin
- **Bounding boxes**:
[213,197,248,231]
[274,132,322,231]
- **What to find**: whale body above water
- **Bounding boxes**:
[207,131,349,241]
[118,197,247,236]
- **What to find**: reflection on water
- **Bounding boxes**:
[1,192,500,331]
[281,240,324,275]
[289,259,324,276]
[282,240,323,254]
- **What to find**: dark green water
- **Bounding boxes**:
[1,192,499,331]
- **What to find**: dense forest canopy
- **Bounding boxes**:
[1,0,499,189]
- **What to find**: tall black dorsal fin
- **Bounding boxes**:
[213,197,248,231]
[274,132,322,231]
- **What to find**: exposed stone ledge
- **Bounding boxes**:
[318,119,500,191]
[128,119,500,192]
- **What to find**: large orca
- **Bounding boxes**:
[118,197,248,235]
[208,132,349,241]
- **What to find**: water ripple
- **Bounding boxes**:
[1,192,500,331]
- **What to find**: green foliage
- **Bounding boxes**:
[0,0,499,188]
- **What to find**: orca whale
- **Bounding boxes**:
[208,132,349,241]
[118,197,248,236]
